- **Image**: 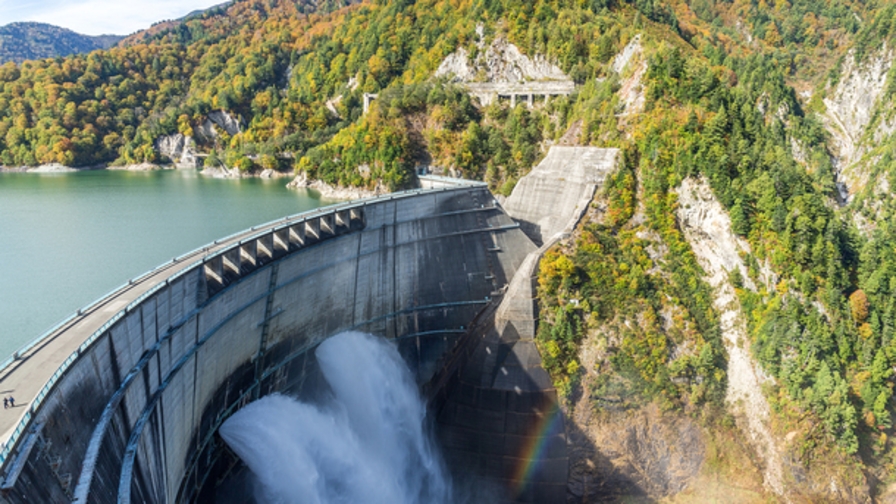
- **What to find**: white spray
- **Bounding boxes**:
[219,331,452,504]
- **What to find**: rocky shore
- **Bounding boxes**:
[286,172,386,200]
[1,163,82,173]
[200,165,294,180]
[1,163,388,202]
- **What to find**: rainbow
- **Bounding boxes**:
[511,401,564,497]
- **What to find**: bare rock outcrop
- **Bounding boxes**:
[676,177,871,502]
[436,36,568,84]
[435,28,574,106]
[677,177,785,497]
[823,46,894,199]
[614,34,646,118]
[25,163,78,173]
[108,162,161,171]
[200,164,243,179]
[154,134,199,168]
[286,172,383,200]
[611,34,642,74]
[208,110,241,135]
[567,403,704,502]
[195,110,243,142]
[194,120,217,141]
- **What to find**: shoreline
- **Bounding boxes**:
[286,173,386,201]
[0,163,391,201]
[0,163,294,180]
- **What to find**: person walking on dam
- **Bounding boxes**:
[2,398,6,409]
[8,397,14,408]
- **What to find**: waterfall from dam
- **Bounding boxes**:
[219,331,452,504]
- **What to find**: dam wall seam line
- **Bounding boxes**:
[115,214,498,501]
[77,205,505,499]
[348,300,490,331]
[0,185,483,378]
[253,262,280,398]
[0,190,373,471]
[2,184,512,503]
[80,226,502,497]
[71,292,204,503]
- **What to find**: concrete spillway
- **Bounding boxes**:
[0,146,618,503]
[503,146,617,246]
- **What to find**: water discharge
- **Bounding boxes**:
[219,331,453,504]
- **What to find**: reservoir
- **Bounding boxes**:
[0,169,326,361]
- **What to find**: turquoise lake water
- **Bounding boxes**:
[0,169,328,360]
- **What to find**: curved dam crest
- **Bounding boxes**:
[0,146,619,503]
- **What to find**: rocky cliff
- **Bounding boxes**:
[436,32,569,84]
[155,134,199,168]
[823,47,894,201]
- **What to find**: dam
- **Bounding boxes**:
[0,146,618,503]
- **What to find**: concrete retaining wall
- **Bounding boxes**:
[431,146,619,502]
[503,146,619,246]
[0,185,535,504]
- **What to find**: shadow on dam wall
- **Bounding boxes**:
[0,183,570,504]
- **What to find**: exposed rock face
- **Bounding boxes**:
[677,177,785,497]
[675,177,871,503]
[435,30,574,106]
[437,47,476,81]
[200,164,243,179]
[566,403,704,502]
[611,34,641,74]
[107,162,161,171]
[325,95,342,117]
[286,172,383,200]
[154,134,199,168]
[194,120,218,142]
[823,47,893,199]
[436,36,568,84]
[617,63,646,117]
[195,110,242,143]
[824,48,892,164]
[614,35,646,118]
[25,163,78,173]
[208,110,241,136]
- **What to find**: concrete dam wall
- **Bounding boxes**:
[0,146,618,503]
[433,146,620,502]
[0,184,541,503]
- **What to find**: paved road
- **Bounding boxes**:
[0,215,301,447]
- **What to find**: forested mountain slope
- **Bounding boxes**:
[0,22,122,64]
[3,0,896,501]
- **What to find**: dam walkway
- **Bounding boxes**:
[0,192,384,463]
[0,181,539,504]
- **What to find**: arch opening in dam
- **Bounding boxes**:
[0,146,619,504]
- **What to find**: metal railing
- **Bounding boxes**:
[0,183,490,475]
